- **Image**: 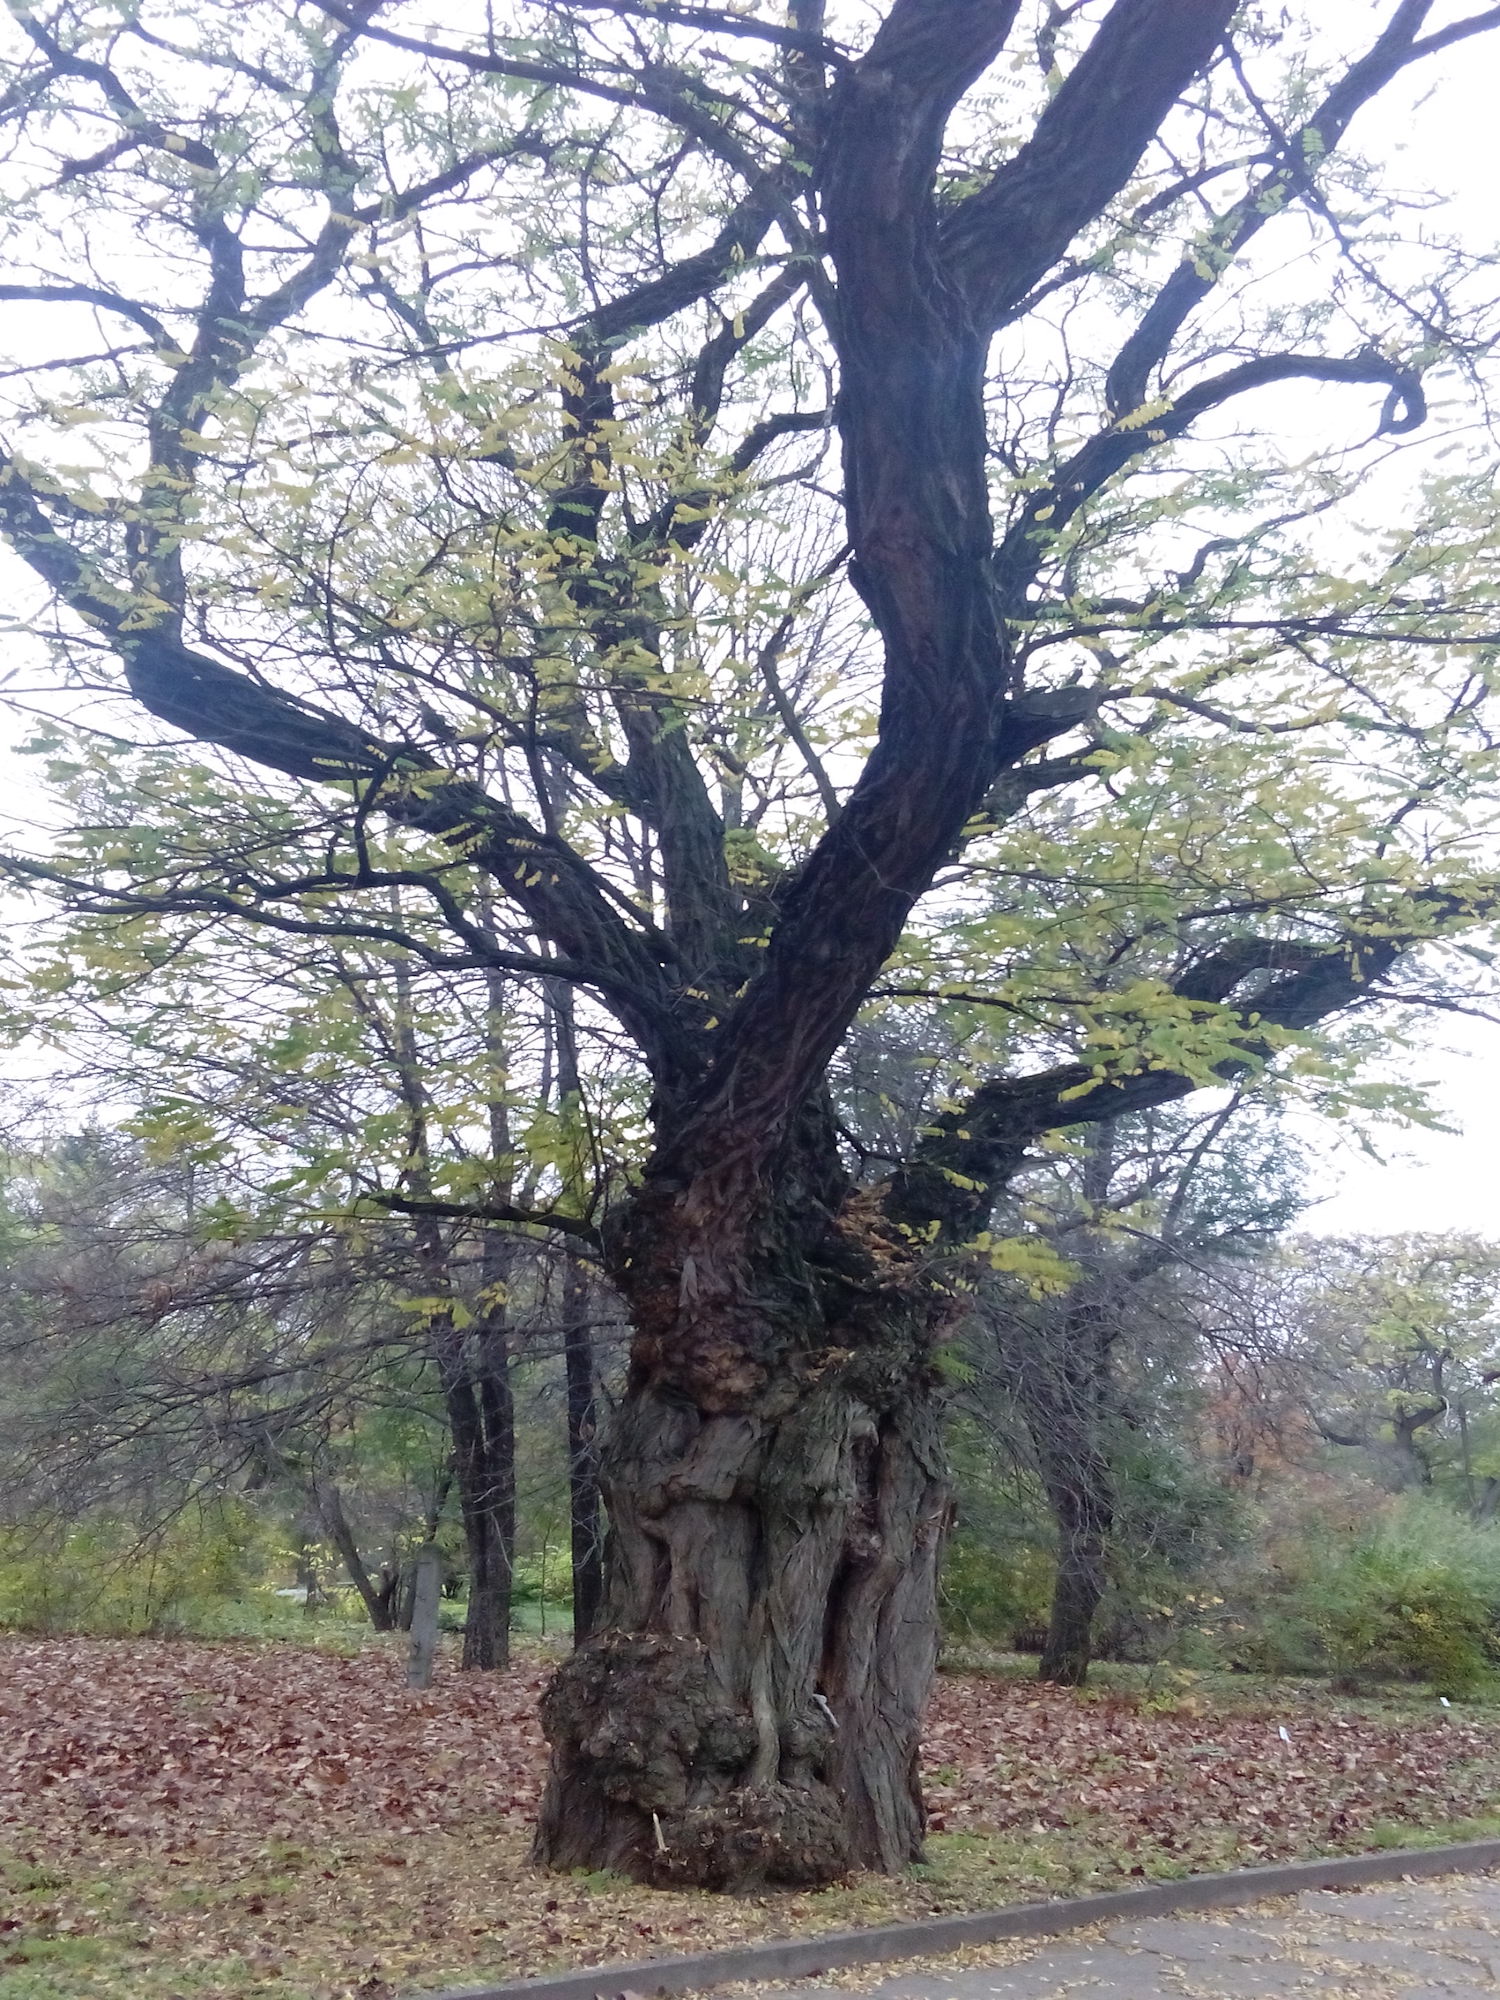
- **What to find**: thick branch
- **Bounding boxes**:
[885,931,1411,1240]
[996,352,1425,605]
[1101,1,1481,419]
[644,3,1025,1184]
[0,283,168,344]
[366,1191,600,1247]
[941,0,1237,329]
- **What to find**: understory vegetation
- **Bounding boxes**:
[8,1148,1500,1707]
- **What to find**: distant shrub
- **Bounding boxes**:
[1231,1494,1500,1696]
[511,1541,573,1606]
[1094,1432,1245,1664]
[0,1501,276,1637]
[940,1536,1053,1644]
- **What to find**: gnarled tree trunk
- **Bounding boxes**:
[9,0,1255,1893]
[534,1112,953,1888]
[534,1348,948,1885]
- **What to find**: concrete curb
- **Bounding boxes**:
[415,1836,1500,2000]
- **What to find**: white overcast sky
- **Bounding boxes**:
[1295,1012,1500,1235]
[1286,8,1500,1236]
[0,3,1498,1234]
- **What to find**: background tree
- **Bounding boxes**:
[967,1096,1303,1685]
[1229,1234,1500,1493]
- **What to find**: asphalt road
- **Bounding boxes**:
[757,1871,1500,2000]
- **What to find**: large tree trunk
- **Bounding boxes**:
[534,1355,947,1886]
[533,1121,951,1890]
[529,6,1237,1887]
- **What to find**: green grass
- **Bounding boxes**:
[939,1644,1500,1714]
[1,1585,575,1651]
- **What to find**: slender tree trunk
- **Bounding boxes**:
[388,921,518,1670]
[465,1322,516,1669]
[463,915,519,1670]
[294,1539,326,1618]
[438,1323,514,1671]
[1037,1457,1114,1688]
[996,1271,1118,1689]
[310,1473,394,1631]
[562,1258,603,1645]
[407,1543,444,1689]
[375,1561,401,1628]
[550,977,603,1645]
[1458,1401,1476,1512]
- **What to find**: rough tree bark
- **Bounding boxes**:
[534,1101,952,1883]
[531,0,1243,1886]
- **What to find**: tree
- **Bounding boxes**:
[0,906,580,1666]
[971,1096,1304,1685]
[1268,1234,1500,1491]
[0,1108,609,1645]
[4,0,1500,1885]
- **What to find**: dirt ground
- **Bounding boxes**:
[3,1635,1500,2000]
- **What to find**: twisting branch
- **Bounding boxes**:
[1101,0,1481,421]
[885,929,1414,1243]
[367,1190,601,1248]
[996,351,1426,606]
